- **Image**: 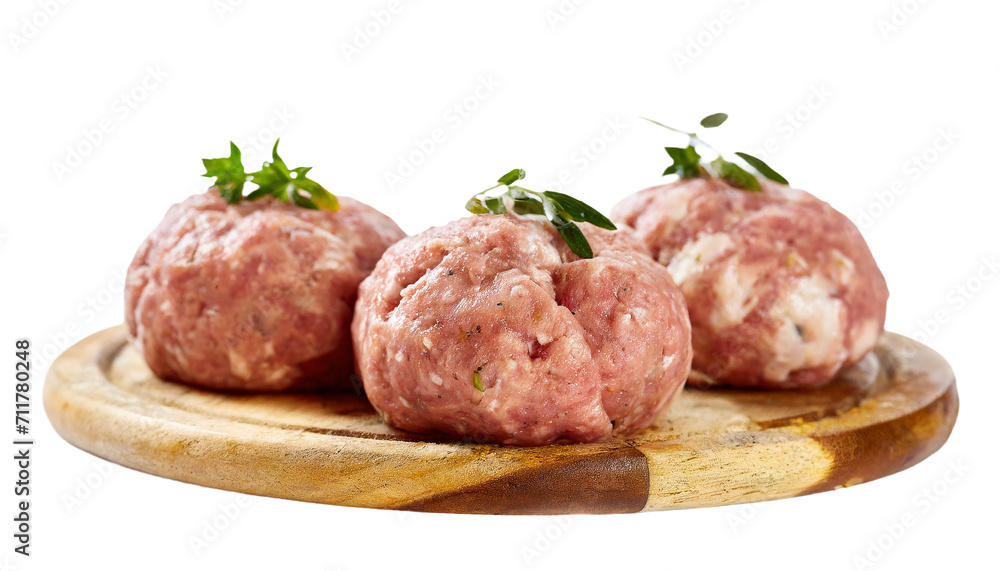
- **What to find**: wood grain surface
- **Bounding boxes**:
[43,326,958,515]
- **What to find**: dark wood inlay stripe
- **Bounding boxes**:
[399,446,650,515]
[803,383,958,496]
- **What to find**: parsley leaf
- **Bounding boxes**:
[663,146,703,179]
[202,142,247,204]
[247,140,339,211]
[202,140,338,211]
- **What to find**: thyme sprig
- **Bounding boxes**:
[465,169,616,259]
[642,113,789,191]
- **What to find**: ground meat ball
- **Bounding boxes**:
[125,191,405,392]
[611,177,888,389]
[352,213,692,445]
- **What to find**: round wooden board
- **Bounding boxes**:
[44,326,958,515]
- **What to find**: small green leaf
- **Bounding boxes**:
[294,176,340,210]
[472,371,484,392]
[465,196,507,215]
[484,197,506,213]
[498,169,526,186]
[202,142,247,204]
[289,190,319,210]
[700,113,729,128]
[465,197,489,214]
[711,157,761,191]
[247,140,339,211]
[543,191,616,230]
[511,197,545,216]
[734,152,788,185]
[664,146,702,179]
[202,139,337,210]
[645,113,782,193]
[550,215,593,258]
[467,173,610,259]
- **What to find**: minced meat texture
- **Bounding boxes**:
[352,213,692,445]
[612,177,888,389]
[126,191,405,391]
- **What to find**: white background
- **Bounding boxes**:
[1,0,996,569]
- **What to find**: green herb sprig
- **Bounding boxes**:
[465,169,616,259]
[202,140,339,211]
[642,113,789,192]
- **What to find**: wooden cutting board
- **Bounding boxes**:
[43,326,958,515]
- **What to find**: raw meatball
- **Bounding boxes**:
[611,177,888,389]
[125,190,406,392]
[352,213,692,445]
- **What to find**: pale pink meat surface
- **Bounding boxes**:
[125,191,406,391]
[611,177,889,389]
[352,213,692,445]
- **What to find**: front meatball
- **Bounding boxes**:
[611,177,888,389]
[125,191,406,391]
[352,214,692,445]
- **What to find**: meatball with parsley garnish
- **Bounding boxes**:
[612,114,888,389]
[126,141,405,392]
[352,170,692,445]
